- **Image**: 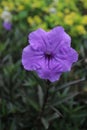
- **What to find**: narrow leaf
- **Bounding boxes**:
[50,106,63,117]
[10,120,16,130]
[47,112,60,121]
[41,118,49,129]
[53,92,79,106]
[37,85,44,107]
[56,77,85,91]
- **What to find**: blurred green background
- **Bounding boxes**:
[0,0,87,130]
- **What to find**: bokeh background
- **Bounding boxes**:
[0,0,87,130]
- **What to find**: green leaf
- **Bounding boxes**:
[50,106,63,117]
[41,118,49,130]
[37,85,44,107]
[56,77,85,91]
[47,112,60,121]
[2,100,7,116]
[18,11,28,19]
[53,92,79,106]
[0,119,3,130]
[10,120,16,130]
[28,99,39,111]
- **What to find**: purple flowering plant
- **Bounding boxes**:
[22,26,78,82]
[22,26,78,129]
[3,21,12,31]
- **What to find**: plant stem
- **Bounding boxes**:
[36,80,50,129]
[41,80,50,115]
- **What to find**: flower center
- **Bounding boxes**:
[45,52,53,60]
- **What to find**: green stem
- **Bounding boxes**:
[36,80,51,129]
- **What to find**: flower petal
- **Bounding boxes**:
[22,45,44,71]
[49,72,62,82]
[47,26,71,52]
[37,67,62,82]
[28,28,48,51]
[54,46,78,71]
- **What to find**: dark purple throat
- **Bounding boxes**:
[44,52,53,60]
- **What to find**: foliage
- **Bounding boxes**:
[0,0,87,130]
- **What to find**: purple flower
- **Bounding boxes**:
[3,21,12,31]
[22,26,78,82]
